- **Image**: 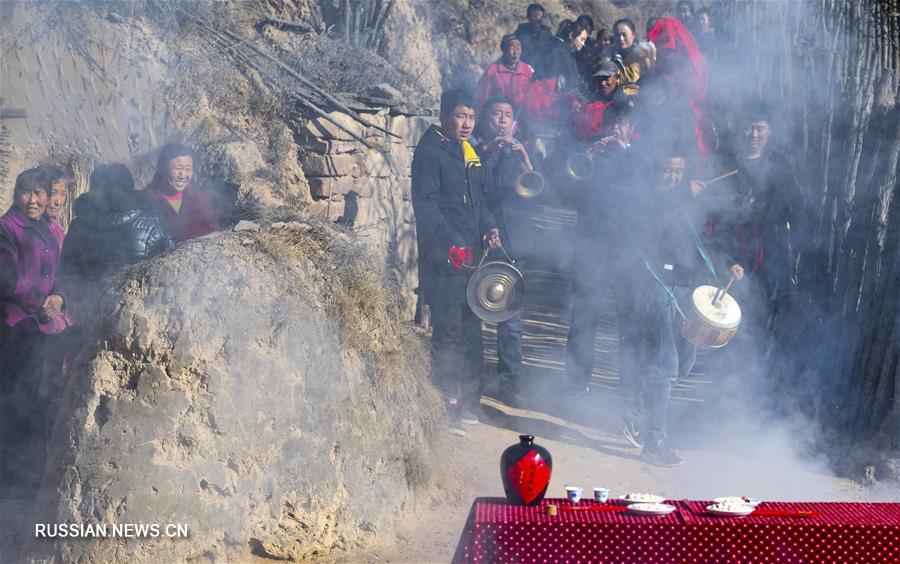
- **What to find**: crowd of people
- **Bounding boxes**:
[414,3,807,466]
[0,143,218,496]
[1,3,807,499]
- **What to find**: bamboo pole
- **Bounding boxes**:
[181,10,376,149]
[214,25,400,138]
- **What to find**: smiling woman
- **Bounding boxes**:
[0,167,71,497]
[143,143,220,242]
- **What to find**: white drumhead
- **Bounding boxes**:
[691,285,742,327]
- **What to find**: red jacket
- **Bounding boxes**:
[574,100,614,142]
[522,78,579,126]
[144,181,219,242]
[475,60,534,116]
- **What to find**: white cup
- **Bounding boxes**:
[566,486,583,503]
[593,487,609,502]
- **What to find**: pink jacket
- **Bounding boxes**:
[475,60,534,116]
[0,207,70,334]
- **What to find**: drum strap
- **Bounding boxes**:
[626,233,686,320]
[686,221,723,285]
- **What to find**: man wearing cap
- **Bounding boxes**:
[475,33,534,118]
[514,3,554,68]
[573,60,624,143]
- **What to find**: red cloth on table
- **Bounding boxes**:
[453,497,900,563]
[649,17,711,160]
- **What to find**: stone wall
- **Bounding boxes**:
[299,108,436,319]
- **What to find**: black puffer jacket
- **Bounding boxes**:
[61,190,175,285]
[412,125,496,305]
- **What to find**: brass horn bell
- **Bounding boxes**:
[565,152,594,181]
[515,170,545,199]
[466,260,526,323]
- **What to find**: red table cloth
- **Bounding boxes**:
[452,497,900,563]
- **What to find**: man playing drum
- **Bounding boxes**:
[617,147,742,466]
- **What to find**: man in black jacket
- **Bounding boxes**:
[412,88,500,434]
[514,3,555,69]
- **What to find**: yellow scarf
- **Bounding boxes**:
[436,126,481,166]
[462,139,481,167]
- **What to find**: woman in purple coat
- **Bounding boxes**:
[0,167,70,496]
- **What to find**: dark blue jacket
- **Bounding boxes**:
[412,125,496,305]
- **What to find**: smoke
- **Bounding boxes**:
[473,0,897,497]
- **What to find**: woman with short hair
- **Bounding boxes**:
[144,143,219,241]
[0,167,70,495]
[600,18,657,96]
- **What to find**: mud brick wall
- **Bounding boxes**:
[299,109,436,319]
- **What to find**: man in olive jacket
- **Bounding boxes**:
[412,88,500,434]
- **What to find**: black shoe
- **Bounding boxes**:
[641,441,683,466]
[446,420,467,437]
[563,381,589,399]
[623,421,643,448]
[460,408,480,425]
[497,384,527,408]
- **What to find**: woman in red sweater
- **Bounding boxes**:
[144,143,219,242]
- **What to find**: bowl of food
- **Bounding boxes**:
[706,501,756,516]
[627,502,677,516]
[617,493,666,505]
[713,496,761,507]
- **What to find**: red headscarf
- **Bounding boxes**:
[649,17,711,158]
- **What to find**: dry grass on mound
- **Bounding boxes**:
[256,220,447,463]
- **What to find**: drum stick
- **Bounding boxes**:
[712,276,736,305]
[703,170,738,186]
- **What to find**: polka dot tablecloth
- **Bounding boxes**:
[452,498,900,563]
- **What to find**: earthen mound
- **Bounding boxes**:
[27,221,447,562]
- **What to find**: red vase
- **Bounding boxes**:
[500,435,553,506]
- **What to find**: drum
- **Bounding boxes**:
[679,285,742,348]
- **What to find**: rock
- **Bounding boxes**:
[387,143,413,172]
[204,141,267,183]
[304,111,365,141]
[233,220,260,232]
[300,153,358,177]
[358,151,393,178]
[29,227,446,562]
[300,137,360,155]
[388,115,434,144]
[368,83,403,101]
[307,176,356,200]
